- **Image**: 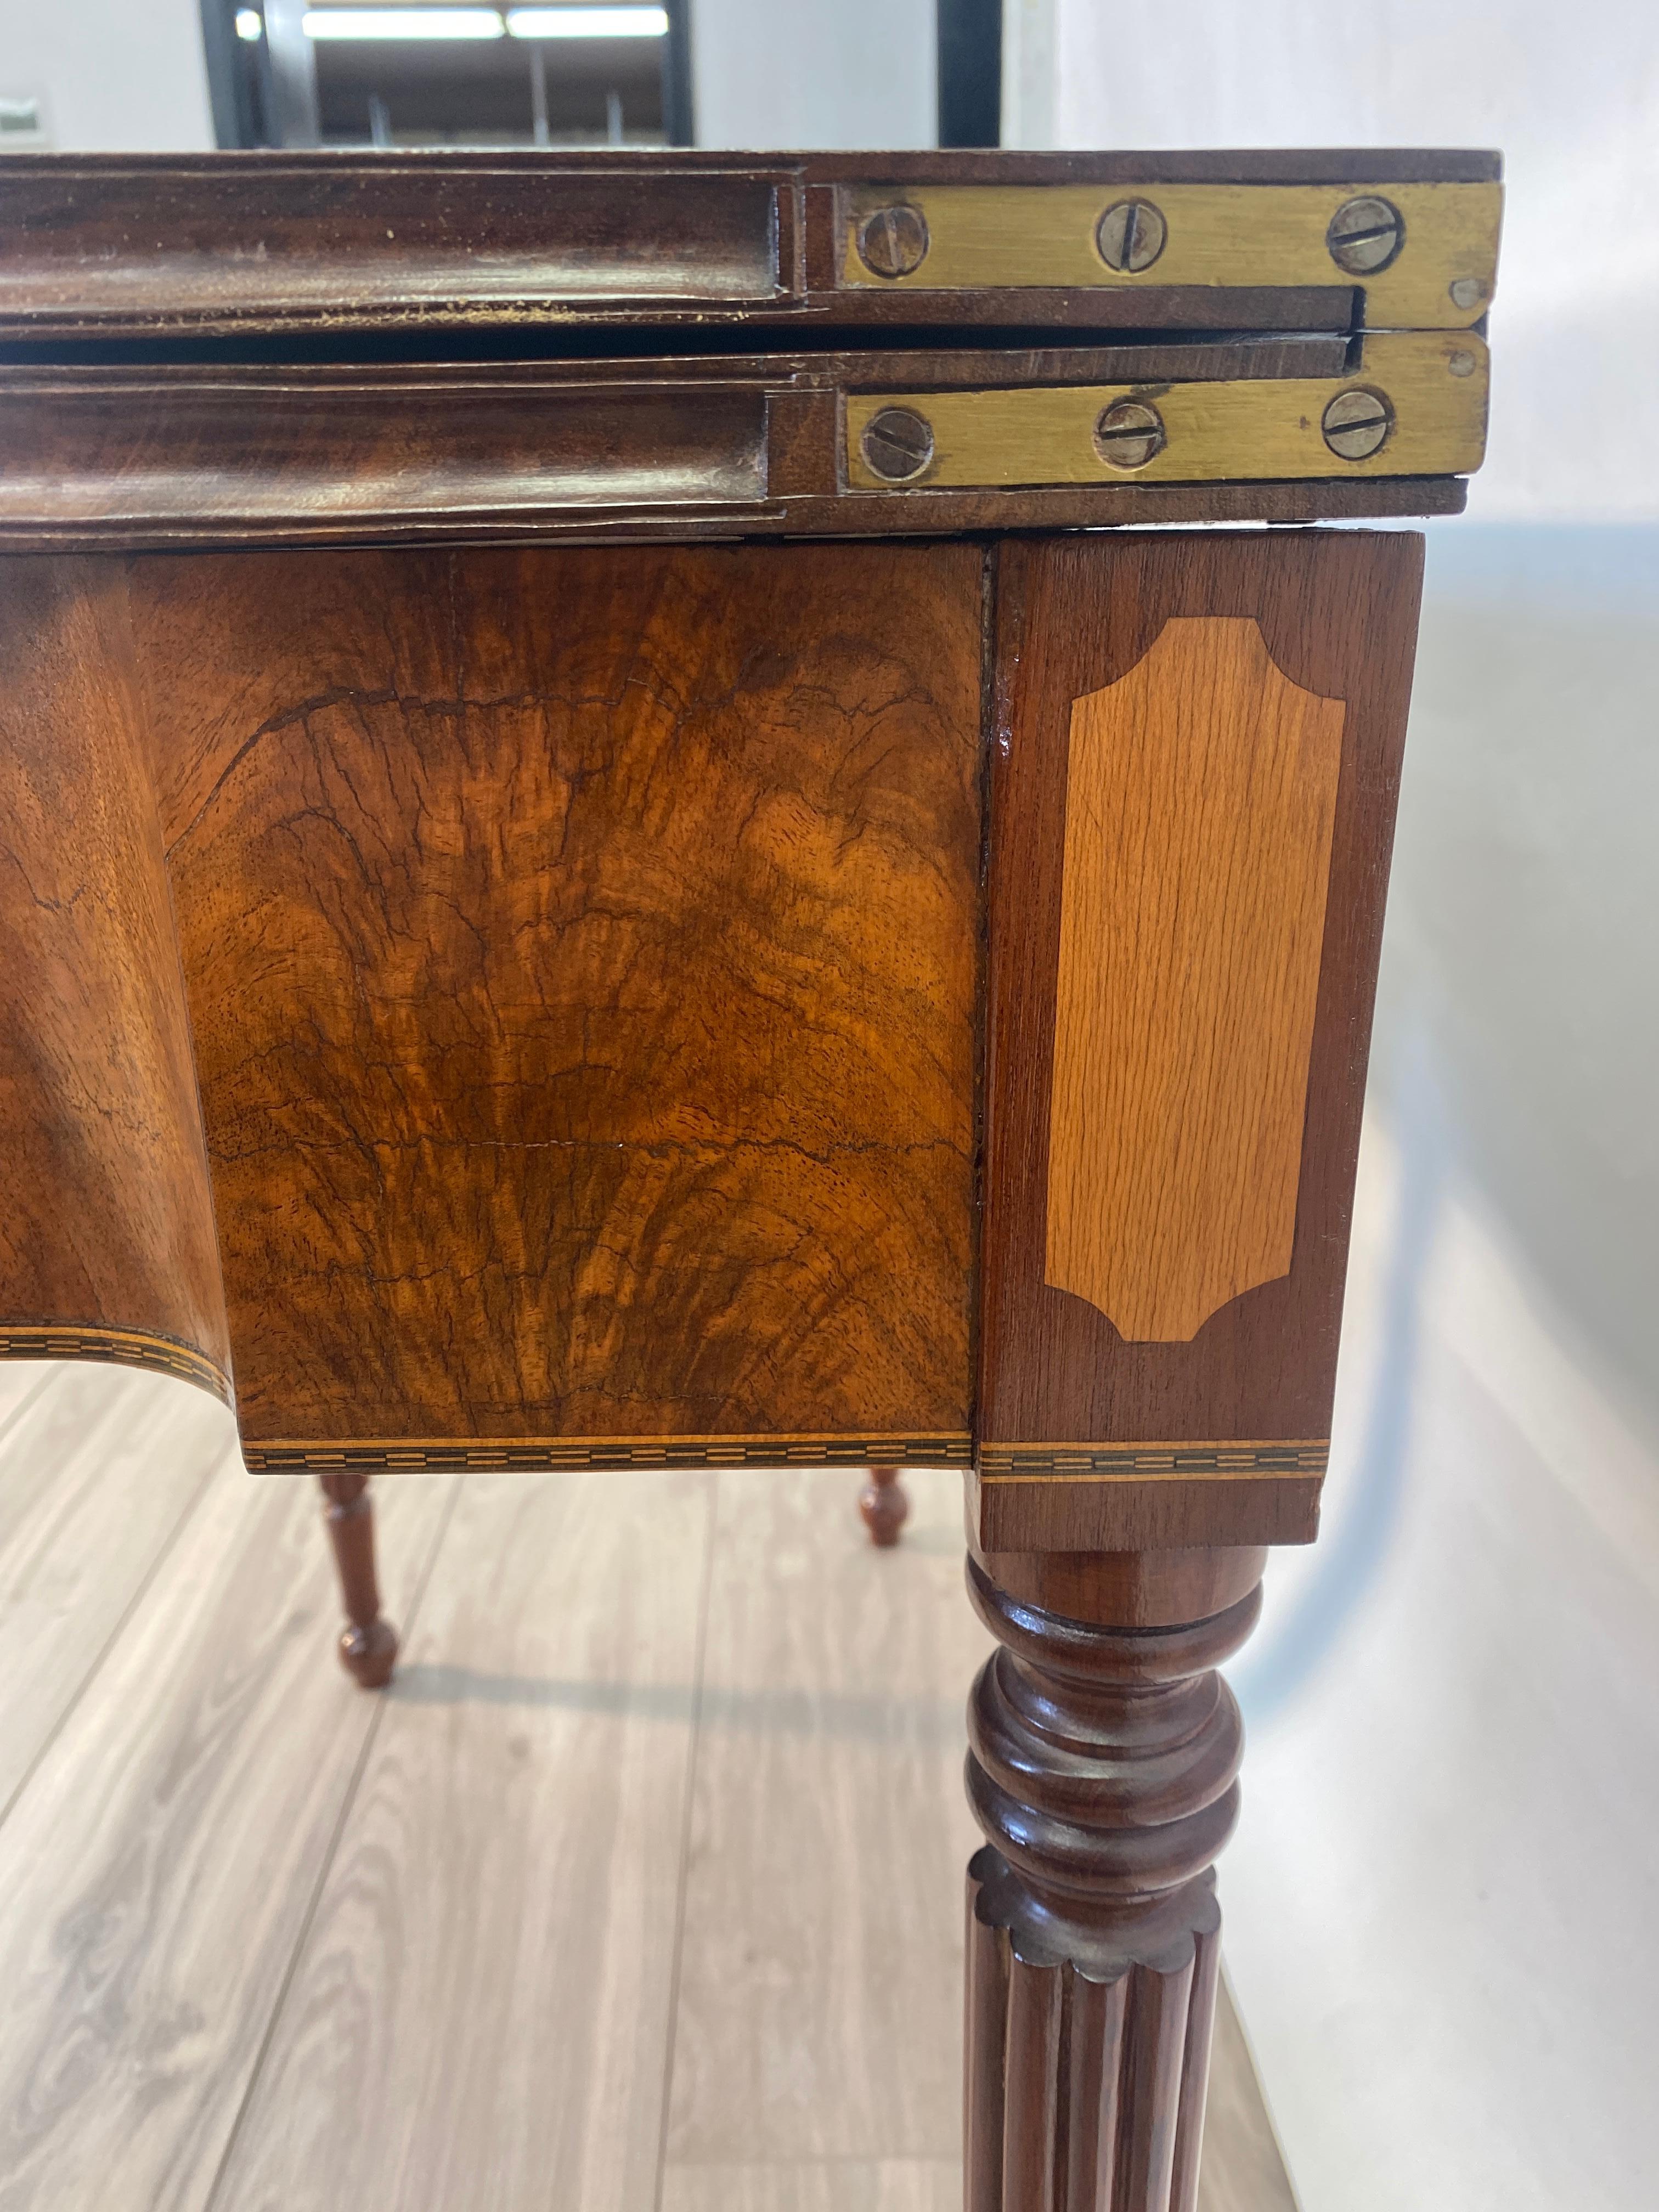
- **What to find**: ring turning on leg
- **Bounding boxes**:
[962,1554,1262,2212]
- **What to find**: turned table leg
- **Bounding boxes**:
[859,1464,910,1547]
[318,1471,399,1689]
[962,1547,1264,2212]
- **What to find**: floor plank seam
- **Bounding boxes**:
[199,1475,465,2212]
[0,1430,223,1836]
[664,2153,962,2169]
[0,1364,60,1457]
[651,1469,722,2212]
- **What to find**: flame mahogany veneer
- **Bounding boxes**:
[0,146,1486,2212]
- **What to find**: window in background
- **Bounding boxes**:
[202,0,690,148]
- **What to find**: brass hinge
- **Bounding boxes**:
[844,331,1488,491]
[841,180,1502,331]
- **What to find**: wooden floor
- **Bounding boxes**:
[0,1359,1297,2212]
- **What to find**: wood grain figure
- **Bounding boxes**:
[120,541,980,1458]
[979,528,1424,1550]
[963,1545,1263,2212]
[0,558,230,1397]
[1046,617,1344,1344]
[0,143,1499,2212]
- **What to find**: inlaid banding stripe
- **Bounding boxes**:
[0,1324,232,1404]
[978,1440,1329,1482]
[244,1432,973,1474]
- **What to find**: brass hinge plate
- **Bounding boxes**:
[843,332,1488,491]
[840,181,1502,330]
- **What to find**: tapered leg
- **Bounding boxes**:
[859,1464,910,1547]
[318,1470,399,1689]
[962,1545,1264,2212]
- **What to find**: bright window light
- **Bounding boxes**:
[235,7,264,37]
[506,6,669,35]
[302,8,506,37]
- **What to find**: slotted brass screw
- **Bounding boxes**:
[1093,399,1167,470]
[856,205,930,279]
[1327,196,1405,274]
[1322,386,1393,461]
[860,406,935,482]
[1095,199,1167,273]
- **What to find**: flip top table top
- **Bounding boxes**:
[0,147,1500,546]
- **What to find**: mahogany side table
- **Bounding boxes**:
[0,148,1500,2212]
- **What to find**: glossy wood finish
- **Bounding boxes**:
[0,148,1499,343]
[0,557,229,1399]
[319,1471,398,1689]
[0,347,1469,555]
[124,541,980,1464]
[979,528,1424,1551]
[0,145,1483,2212]
[963,1553,1262,2212]
[966,1536,1269,1635]
[1046,618,1345,1344]
[859,1466,911,1548]
[1,526,1419,1518]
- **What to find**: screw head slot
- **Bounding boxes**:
[1094,199,1167,273]
[860,405,935,483]
[856,205,930,279]
[1093,398,1167,470]
[1321,386,1394,461]
[1327,195,1406,275]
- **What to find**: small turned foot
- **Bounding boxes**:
[858,1464,910,1547]
[338,1615,400,1690]
[319,1471,399,1690]
[962,1551,1262,2212]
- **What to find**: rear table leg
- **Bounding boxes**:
[859,1464,910,1547]
[319,1470,399,1689]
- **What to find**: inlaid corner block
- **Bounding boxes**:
[978,528,1420,1557]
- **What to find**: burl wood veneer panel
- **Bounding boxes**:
[979,529,1423,1549]
[0,556,229,1397]
[125,543,982,1463]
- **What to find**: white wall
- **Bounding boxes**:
[1009,0,1659,521]
[0,0,213,150]
[690,0,935,151]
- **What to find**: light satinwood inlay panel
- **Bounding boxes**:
[1045,616,1345,1343]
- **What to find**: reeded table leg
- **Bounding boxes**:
[319,1470,399,1689]
[962,1547,1264,2212]
[859,1464,910,1547]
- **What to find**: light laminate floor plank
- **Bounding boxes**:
[0,1443,453,2212]
[0,1364,227,1812]
[213,1470,714,2212]
[0,1359,52,1430]
[661,2156,961,2212]
[1199,1978,1300,2212]
[665,1466,994,2165]
[0,1402,1296,2210]
[660,1988,1296,2212]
